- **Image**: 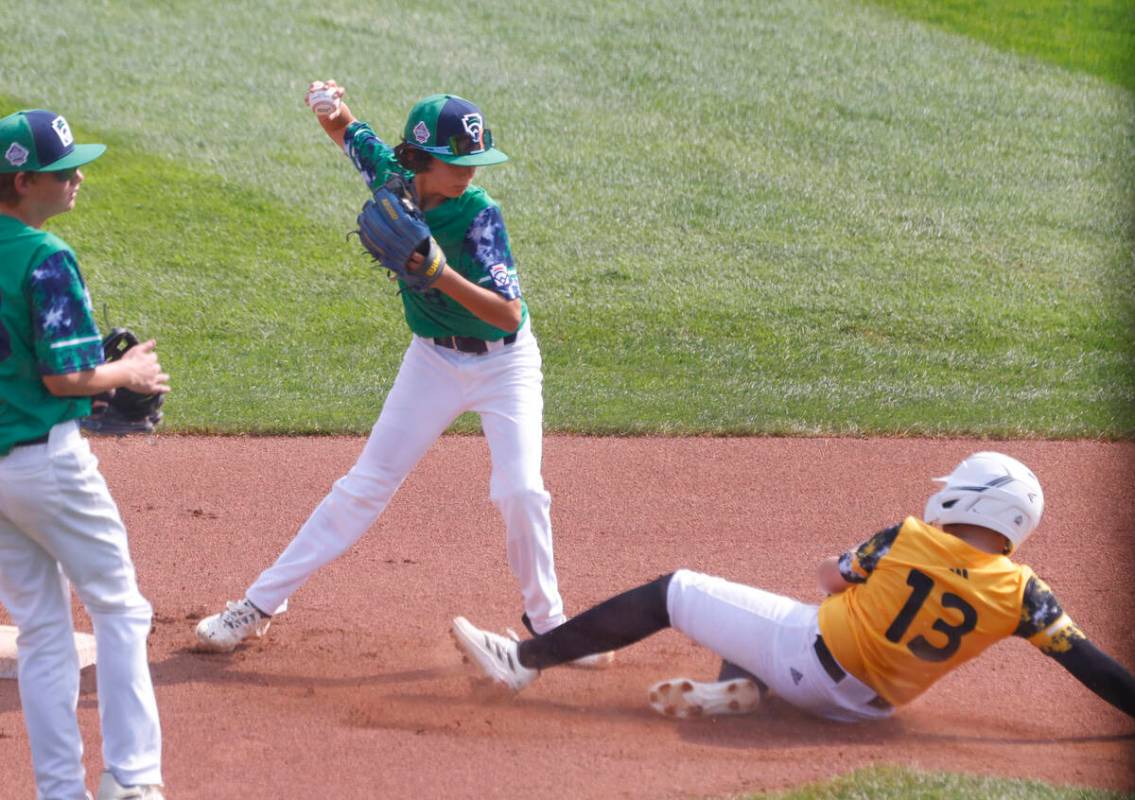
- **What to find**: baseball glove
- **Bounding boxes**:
[79,328,165,436]
[355,175,447,293]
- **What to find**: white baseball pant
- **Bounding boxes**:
[667,569,893,722]
[245,321,567,632]
[0,421,162,800]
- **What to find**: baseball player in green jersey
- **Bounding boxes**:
[196,82,612,668]
[0,110,169,799]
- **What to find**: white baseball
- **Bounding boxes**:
[308,88,339,117]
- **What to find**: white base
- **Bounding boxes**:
[0,624,97,680]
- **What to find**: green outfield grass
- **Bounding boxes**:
[867,0,1135,93]
[746,764,1134,799]
[2,0,1132,437]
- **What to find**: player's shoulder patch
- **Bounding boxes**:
[1015,573,1065,639]
[488,263,511,290]
[839,523,901,583]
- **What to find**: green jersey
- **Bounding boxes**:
[344,121,528,340]
[0,215,103,455]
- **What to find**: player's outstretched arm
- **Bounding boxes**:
[1046,637,1135,718]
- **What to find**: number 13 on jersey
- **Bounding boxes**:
[885,568,979,663]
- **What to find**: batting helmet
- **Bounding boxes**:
[922,452,1044,552]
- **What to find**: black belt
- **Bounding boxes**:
[11,433,49,449]
[432,333,517,355]
[813,635,892,711]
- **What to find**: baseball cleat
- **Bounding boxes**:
[96,771,165,800]
[194,598,271,653]
[451,616,538,691]
[647,677,761,719]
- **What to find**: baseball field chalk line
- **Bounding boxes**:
[0,625,97,680]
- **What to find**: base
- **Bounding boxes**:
[0,624,97,679]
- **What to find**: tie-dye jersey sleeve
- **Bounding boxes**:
[342,121,405,191]
[27,250,104,375]
[838,524,901,583]
[464,205,520,300]
[1015,574,1084,654]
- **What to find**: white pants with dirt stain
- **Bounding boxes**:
[0,421,162,800]
[245,321,567,633]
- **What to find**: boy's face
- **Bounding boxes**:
[429,159,477,199]
[21,168,84,219]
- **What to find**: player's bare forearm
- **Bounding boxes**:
[319,104,356,148]
[817,556,852,596]
[1048,637,1135,718]
[433,269,523,333]
[42,342,170,398]
[43,366,121,397]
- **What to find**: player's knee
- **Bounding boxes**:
[670,568,698,587]
[75,574,152,619]
[335,464,403,509]
[86,595,153,623]
[664,568,702,619]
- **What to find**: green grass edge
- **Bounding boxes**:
[739,764,1134,800]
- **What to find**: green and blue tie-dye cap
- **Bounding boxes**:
[402,94,508,167]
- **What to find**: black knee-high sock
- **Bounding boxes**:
[518,573,674,670]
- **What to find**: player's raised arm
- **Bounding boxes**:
[304,80,355,147]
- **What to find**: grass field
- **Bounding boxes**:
[868,0,1135,92]
[752,764,1133,799]
[3,0,1132,436]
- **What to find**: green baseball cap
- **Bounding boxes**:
[0,110,106,173]
[402,94,508,167]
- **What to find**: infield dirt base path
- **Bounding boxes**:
[1,435,1132,799]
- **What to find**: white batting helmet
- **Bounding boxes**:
[923,452,1044,552]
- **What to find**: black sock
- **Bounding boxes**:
[717,659,767,693]
[518,573,674,670]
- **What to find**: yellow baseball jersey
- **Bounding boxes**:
[817,516,1081,706]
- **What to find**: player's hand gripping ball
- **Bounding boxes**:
[80,328,165,436]
[305,80,343,118]
[355,175,447,293]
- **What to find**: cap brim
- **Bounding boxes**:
[435,148,509,167]
[43,143,106,171]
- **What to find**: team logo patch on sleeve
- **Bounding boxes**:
[489,263,511,290]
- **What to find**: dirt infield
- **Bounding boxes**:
[1,435,1132,798]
